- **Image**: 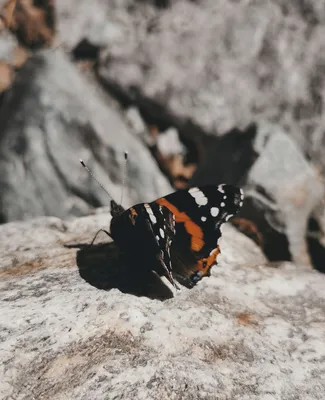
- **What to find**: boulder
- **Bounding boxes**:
[81,0,325,145]
[55,0,325,175]
[243,127,324,268]
[1,211,325,399]
[0,49,172,223]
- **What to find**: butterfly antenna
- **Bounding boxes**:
[120,150,128,206]
[80,159,114,201]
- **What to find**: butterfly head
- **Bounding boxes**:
[110,200,125,218]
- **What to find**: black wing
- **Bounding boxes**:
[144,202,179,289]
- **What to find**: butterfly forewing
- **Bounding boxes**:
[155,184,244,287]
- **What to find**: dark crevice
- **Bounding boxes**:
[0,211,6,224]
[154,0,170,8]
[307,217,325,273]
[136,0,170,10]
[236,196,292,262]
[190,124,259,187]
[72,39,100,61]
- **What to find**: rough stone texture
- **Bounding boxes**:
[157,127,184,157]
[246,127,324,267]
[91,1,324,137]
[56,0,325,169]
[1,211,325,399]
[0,31,17,61]
[0,49,172,223]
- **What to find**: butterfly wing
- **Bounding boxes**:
[143,202,179,289]
[155,184,244,287]
[110,201,179,289]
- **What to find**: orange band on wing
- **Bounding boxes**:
[156,198,204,252]
[196,246,220,273]
[129,207,138,225]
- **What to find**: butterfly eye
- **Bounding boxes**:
[191,271,203,283]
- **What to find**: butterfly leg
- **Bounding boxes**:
[88,229,113,248]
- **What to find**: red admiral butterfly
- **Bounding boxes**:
[81,158,244,289]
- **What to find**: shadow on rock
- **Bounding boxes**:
[65,242,174,300]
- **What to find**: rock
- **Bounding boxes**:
[55,0,325,179]
[6,0,55,48]
[0,31,17,61]
[156,127,184,157]
[0,30,29,71]
[0,49,172,223]
[1,212,325,399]
[246,127,324,267]
[125,106,153,145]
[87,0,325,145]
[56,0,115,50]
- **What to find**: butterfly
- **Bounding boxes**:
[81,160,244,289]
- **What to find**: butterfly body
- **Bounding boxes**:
[108,184,244,289]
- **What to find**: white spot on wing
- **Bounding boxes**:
[144,203,157,224]
[201,216,207,222]
[189,187,208,206]
[196,196,208,206]
[210,207,219,217]
[240,201,243,207]
[156,235,160,241]
[220,202,225,207]
[159,228,165,238]
[217,185,225,193]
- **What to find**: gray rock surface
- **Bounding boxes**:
[79,0,324,142]
[157,127,184,157]
[1,211,325,400]
[0,31,17,61]
[0,49,172,223]
[246,125,324,267]
[56,0,325,177]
